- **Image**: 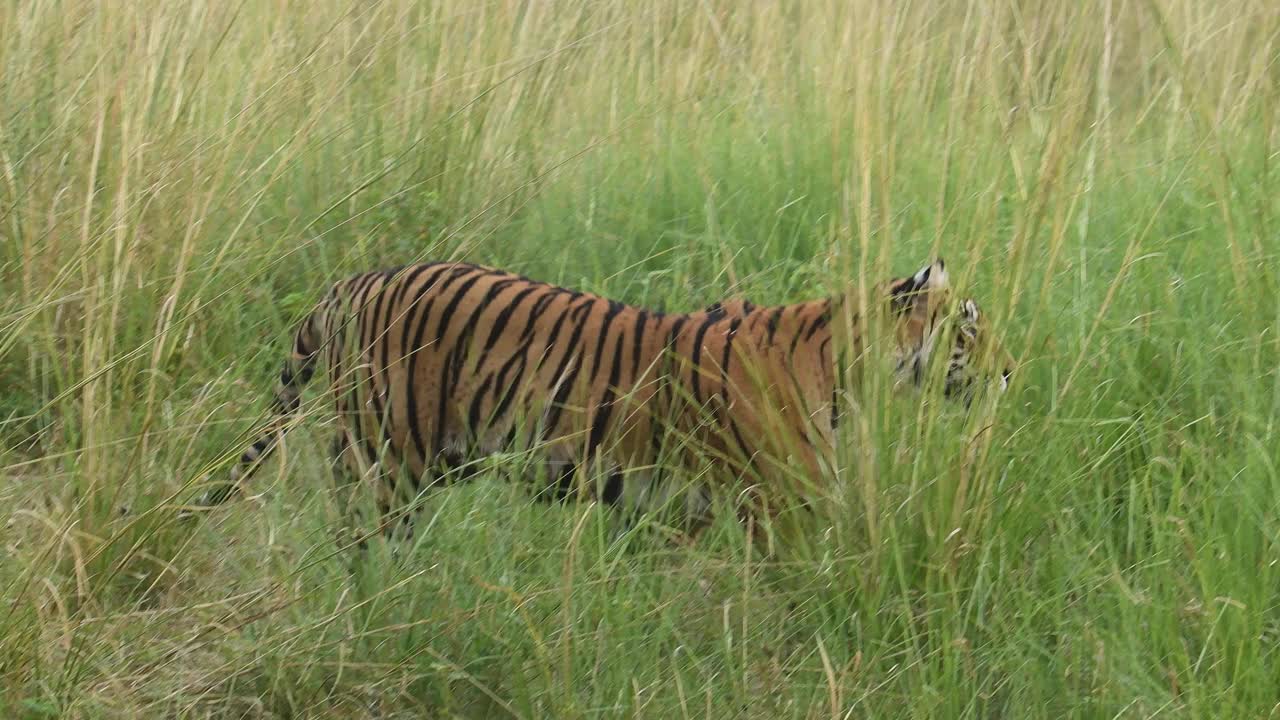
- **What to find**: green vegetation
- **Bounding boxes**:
[2,0,1277,716]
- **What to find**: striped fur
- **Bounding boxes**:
[196,258,1012,537]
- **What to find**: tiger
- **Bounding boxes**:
[191,258,1013,541]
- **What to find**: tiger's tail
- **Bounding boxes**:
[190,306,323,511]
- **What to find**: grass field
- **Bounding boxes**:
[2,0,1279,716]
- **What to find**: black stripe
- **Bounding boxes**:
[889,276,918,314]
[543,300,599,437]
[403,265,477,461]
[766,306,784,345]
[338,272,366,295]
[533,296,587,371]
[500,425,519,453]
[326,329,342,415]
[780,364,820,452]
[663,315,688,399]
[483,284,540,352]
[272,379,300,413]
[433,348,459,457]
[375,266,406,304]
[789,316,808,356]
[344,366,364,454]
[468,373,495,436]
[518,289,563,344]
[433,272,490,345]
[347,274,386,438]
[445,322,478,420]
[292,326,309,357]
[631,311,648,380]
[359,273,386,369]
[721,316,747,461]
[489,348,529,429]
[363,271,390,356]
[587,302,625,387]
[666,316,688,352]
[293,309,320,357]
[316,292,339,355]
[431,275,495,455]
[546,300,597,382]
[465,279,520,339]
[338,275,380,360]
[367,380,392,448]
[823,337,839,429]
[491,319,540,425]
[804,303,831,341]
[347,271,382,308]
[601,469,623,506]
[297,356,315,384]
[395,286,452,458]
[720,318,741,409]
[399,264,465,349]
[588,329,627,455]
[447,277,519,394]
[450,309,485,391]
[388,263,441,313]
[728,418,753,465]
[397,265,463,367]
[364,274,391,379]
[325,288,345,412]
[649,315,687,459]
[378,263,440,370]
[689,315,717,406]
[371,271,430,449]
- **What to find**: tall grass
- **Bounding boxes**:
[2,0,1277,716]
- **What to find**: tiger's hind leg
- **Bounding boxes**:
[532,460,578,504]
[329,431,369,550]
[329,430,412,550]
[332,435,487,554]
[530,459,623,505]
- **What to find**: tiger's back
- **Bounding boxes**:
[288,263,766,507]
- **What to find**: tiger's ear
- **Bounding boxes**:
[888,258,948,313]
[957,298,981,338]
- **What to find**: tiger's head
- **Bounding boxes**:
[945,296,1015,401]
[882,259,1014,403]
[702,260,1013,404]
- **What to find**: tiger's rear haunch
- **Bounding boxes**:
[198,258,1013,539]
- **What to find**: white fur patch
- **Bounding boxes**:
[912,259,948,290]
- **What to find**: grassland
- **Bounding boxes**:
[2,0,1278,717]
